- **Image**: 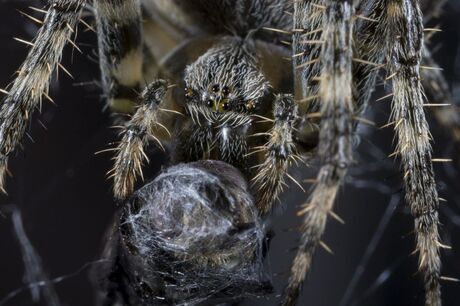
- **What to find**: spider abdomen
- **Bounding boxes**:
[95,160,272,305]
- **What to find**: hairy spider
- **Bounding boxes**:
[0,0,459,305]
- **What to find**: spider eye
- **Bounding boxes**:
[222,86,230,96]
[212,84,220,92]
[206,99,214,108]
[185,87,194,98]
[245,101,255,112]
[222,102,229,110]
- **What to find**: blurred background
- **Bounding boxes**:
[0,1,459,306]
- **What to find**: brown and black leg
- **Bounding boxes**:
[282,1,355,305]
[110,79,176,200]
[0,0,85,193]
[0,0,146,194]
[282,1,445,305]
[251,94,300,215]
[382,1,443,304]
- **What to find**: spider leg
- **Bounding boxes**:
[110,79,171,200]
[382,1,442,305]
[93,0,143,114]
[0,0,85,193]
[282,1,355,305]
[252,94,298,215]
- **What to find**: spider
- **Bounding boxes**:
[0,0,459,305]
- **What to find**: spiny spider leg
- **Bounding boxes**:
[93,0,143,114]
[282,1,354,305]
[383,1,442,305]
[110,79,171,200]
[252,94,299,214]
[0,0,85,193]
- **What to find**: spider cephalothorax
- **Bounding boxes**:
[1,0,459,306]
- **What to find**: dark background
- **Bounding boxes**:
[0,1,459,306]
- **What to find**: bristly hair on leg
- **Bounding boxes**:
[252,94,299,215]
[0,0,85,193]
[282,1,354,305]
[110,79,170,200]
[383,0,442,305]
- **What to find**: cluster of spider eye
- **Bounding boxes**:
[203,85,230,109]
[187,84,257,115]
[1,0,459,306]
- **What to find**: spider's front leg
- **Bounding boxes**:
[282,1,355,305]
[0,0,85,193]
[110,79,174,200]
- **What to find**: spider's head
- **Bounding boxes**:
[184,38,270,114]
